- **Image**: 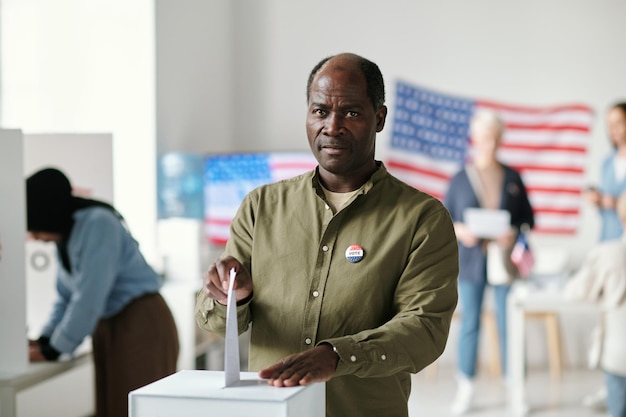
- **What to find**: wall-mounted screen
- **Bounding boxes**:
[203,152,317,246]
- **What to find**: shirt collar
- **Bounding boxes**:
[312,160,386,194]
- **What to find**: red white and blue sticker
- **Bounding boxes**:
[345,244,364,263]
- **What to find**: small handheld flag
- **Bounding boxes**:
[510,227,534,278]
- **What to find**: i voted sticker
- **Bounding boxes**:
[345,244,364,263]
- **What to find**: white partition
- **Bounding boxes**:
[22,133,114,340]
[0,133,114,417]
[0,129,28,375]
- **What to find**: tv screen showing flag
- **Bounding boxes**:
[203,152,317,246]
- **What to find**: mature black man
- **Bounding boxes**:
[195,52,458,417]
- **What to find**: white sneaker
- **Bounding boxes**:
[451,375,474,415]
[582,386,607,412]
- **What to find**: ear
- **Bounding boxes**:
[375,105,388,132]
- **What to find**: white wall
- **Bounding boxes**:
[0,0,158,264]
[0,4,154,413]
[5,1,620,268]
[155,0,234,154]
[152,1,626,369]
[155,0,626,269]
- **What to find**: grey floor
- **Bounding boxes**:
[408,365,607,417]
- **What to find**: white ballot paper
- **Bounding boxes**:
[463,208,511,239]
[224,268,241,387]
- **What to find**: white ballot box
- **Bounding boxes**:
[129,370,325,417]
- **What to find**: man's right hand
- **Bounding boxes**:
[202,256,253,306]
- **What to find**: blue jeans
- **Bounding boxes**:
[457,279,511,378]
[605,371,626,417]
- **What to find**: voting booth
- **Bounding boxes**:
[23,133,114,342]
[129,370,325,417]
[0,132,114,417]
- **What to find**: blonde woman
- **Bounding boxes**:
[444,109,534,414]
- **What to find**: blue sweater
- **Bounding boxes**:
[42,207,161,353]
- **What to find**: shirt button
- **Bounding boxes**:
[325,204,330,210]
[381,354,387,360]
[322,245,329,252]
[305,338,312,345]
[312,291,319,297]
[350,355,357,362]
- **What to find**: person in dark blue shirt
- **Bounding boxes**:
[444,110,534,415]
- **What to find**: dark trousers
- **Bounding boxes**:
[93,293,179,417]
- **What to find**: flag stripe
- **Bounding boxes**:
[478,100,593,116]
[386,160,452,181]
[505,123,590,133]
[501,143,587,154]
[387,81,594,235]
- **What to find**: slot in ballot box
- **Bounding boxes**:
[129,370,325,417]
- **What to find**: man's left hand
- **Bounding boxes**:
[259,344,339,387]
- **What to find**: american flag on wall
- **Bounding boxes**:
[386,80,594,235]
[204,152,318,246]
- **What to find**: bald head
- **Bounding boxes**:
[306,53,385,110]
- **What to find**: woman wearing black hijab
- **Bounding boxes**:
[27,167,179,417]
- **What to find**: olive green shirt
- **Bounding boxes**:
[196,162,458,417]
